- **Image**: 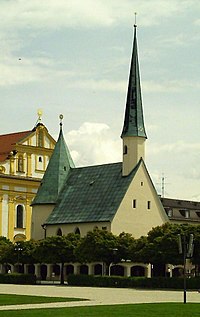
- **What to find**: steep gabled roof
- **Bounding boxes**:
[121,25,147,139]
[45,160,141,225]
[31,124,75,205]
[0,130,32,162]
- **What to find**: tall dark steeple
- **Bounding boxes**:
[121,24,147,138]
[121,24,147,176]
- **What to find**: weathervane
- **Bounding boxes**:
[59,114,63,129]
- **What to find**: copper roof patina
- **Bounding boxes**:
[31,125,75,205]
[121,25,147,139]
[45,160,141,225]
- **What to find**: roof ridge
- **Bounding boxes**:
[74,161,122,170]
[0,130,32,137]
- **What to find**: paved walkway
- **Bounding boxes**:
[0,284,199,311]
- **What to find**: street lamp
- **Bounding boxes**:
[14,242,23,273]
[108,248,118,276]
[178,233,194,304]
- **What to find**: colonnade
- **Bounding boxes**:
[0,262,195,281]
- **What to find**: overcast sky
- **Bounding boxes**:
[0,0,200,200]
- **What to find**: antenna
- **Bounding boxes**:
[156,173,169,198]
[161,173,165,198]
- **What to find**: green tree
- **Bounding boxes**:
[129,235,148,263]
[0,237,12,270]
[75,229,119,273]
[117,232,135,261]
[35,233,80,284]
[140,223,199,266]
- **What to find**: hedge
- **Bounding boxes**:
[0,273,36,285]
[67,274,200,290]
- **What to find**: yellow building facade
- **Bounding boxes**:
[0,120,55,242]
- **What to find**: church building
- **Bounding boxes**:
[31,25,169,240]
[0,115,55,241]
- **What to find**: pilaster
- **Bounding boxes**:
[27,153,32,177]
[8,196,15,240]
[10,157,15,175]
[25,197,32,240]
[0,196,3,236]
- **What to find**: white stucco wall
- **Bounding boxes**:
[112,162,168,238]
[46,222,111,237]
[31,204,55,240]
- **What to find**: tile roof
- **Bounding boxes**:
[31,127,75,205]
[0,130,32,162]
[45,161,140,225]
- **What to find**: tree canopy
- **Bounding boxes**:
[0,223,199,276]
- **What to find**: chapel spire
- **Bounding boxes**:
[121,24,147,176]
[32,114,75,205]
[121,24,147,139]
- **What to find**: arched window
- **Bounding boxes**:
[57,228,62,236]
[75,227,80,235]
[18,155,24,172]
[16,205,23,228]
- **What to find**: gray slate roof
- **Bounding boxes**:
[45,161,140,225]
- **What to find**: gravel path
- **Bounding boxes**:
[0,284,199,311]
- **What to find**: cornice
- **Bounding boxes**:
[15,144,54,155]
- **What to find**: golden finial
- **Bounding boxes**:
[37,109,43,122]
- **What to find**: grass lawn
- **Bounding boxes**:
[1,303,200,317]
[0,294,86,306]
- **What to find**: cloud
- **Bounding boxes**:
[148,140,200,156]
[67,79,126,92]
[143,79,200,93]
[0,0,197,32]
[66,122,121,166]
[194,18,200,25]
[0,55,77,86]
[0,0,115,31]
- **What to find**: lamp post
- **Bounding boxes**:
[14,242,23,273]
[178,233,194,304]
[108,248,118,276]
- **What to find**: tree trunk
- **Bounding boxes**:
[60,262,64,285]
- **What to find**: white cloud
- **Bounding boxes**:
[143,79,200,93]
[66,122,121,166]
[0,0,115,30]
[148,140,200,156]
[194,18,200,25]
[67,79,126,92]
[0,55,77,86]
[0,0,197,32]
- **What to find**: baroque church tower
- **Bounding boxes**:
[121,25,147,176]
